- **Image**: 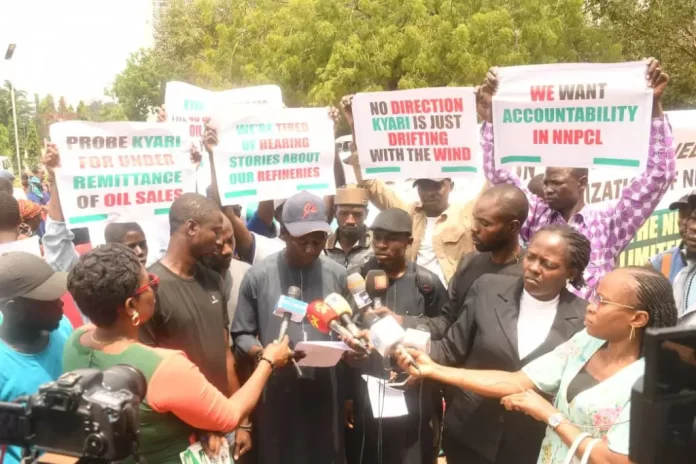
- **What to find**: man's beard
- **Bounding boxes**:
[339,224,365,239]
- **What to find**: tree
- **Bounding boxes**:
[21,120,42,168]
[37,94,58,137]
[56,97,75,121]
[587,0,696,108]
[76,101,91,121]
[111,0,625,110]
[98,102,128,121]
[109,49,166,121]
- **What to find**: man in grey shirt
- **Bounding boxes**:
[231,191,352,464]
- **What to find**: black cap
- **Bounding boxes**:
[412,178,452,188]
[0,252,67,302]
[281,191,332,237]
[669,191,696,210]
[370,208,412,235]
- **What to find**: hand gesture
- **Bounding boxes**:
[202,117,218,155]
[645,58,669,101]
[340,95,355,129]
[328,106,341,127]
[500,390,557,423]
[233,428,252,460]
[190,143,202,166]
[476,67,499,123]
[197,431,224,457]
[395,347,435,378]
[41,143,60,181]
[262,335,294,368]
[156,105,167,123]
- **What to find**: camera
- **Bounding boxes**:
[0,365,146,463]
[630,326,696,464]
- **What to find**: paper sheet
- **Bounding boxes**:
[295,341,350,367]
[362,375,409,418]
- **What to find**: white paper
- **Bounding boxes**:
[362,375,408,418]
[353,87,479,181]
[295,341,350,367]
[0,236,41,257]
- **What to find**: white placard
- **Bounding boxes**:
[353,87,479,180]
[164,81,284,193]
[492,61,653,169]
[50,121,197,226]
[212,108,336,203]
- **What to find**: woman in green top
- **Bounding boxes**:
[62,243,293,464]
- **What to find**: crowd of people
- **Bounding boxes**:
[0,58,689,464]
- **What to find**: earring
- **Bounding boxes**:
[629,326,635,341]
[132,312,141,327]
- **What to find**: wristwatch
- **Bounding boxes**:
[547,413,564,429]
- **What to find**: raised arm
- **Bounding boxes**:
[606,59,676,255]
[147,341,292,432]
[41,144,80,272]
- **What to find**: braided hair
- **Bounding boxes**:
[623,266,678,329]
[531,223,591,289]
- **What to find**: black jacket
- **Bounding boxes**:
[431,274,587,464]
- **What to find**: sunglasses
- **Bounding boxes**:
[133,273,160,296]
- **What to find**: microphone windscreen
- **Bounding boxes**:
[365,270,389,299]
[324,293,353,317]
[287,286,301,299]
[306,301,338,334]
[347,273,367,292]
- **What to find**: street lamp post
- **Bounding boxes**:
[5,44,21,175]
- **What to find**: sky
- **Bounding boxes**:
[0,0,153,106]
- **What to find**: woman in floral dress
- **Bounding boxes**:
[397,266,678,463]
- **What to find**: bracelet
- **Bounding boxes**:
[238,423,253,432]
[258,356,275,372]
[563,432,590,464]
[580,438,601,464]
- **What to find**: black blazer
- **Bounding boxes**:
[431,274,587,464]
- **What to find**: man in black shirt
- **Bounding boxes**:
[350,208,447,464]
[407,184,530,339]
[140,193,230,451]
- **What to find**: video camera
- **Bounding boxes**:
[630,326,696,463]
[0,365,146,464]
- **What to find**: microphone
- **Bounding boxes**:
[347,273,372,311]
[273,286,307,341]
[402,324,432,354]
[324,293,369,350]
[306,301,367,354]
[365,270,389,309]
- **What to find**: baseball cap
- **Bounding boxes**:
[273,199,287,211]
[0,252,67,302]
[370,208,412,235]
[669,191,696,210]
[411,178,452,188]
[282,191,332,237]
[0,170,14,182]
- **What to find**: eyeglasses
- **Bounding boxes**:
[590,294,637,310]
[134,273,160,296]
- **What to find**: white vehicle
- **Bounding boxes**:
[0,156,11,172]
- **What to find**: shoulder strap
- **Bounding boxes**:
[660,253,673,279]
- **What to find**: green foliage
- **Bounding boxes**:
[110,0,624,112]
[587,0,696,108]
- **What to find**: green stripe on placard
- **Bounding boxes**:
[225,190,257,199]
[593,158,640,168]
[154,208,170,215]
[297,183,330,191]
[365,167,401,174]
[69,214,109,225]
[441,166,477,173]
[500,155,542,164]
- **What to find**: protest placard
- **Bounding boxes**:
[492,61,653,169]
[352,88,479,181]
[164,81,284,193]
[50,121,197,226]
[212,108,336,203]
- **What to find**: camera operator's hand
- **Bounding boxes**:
[262,335,294,368]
